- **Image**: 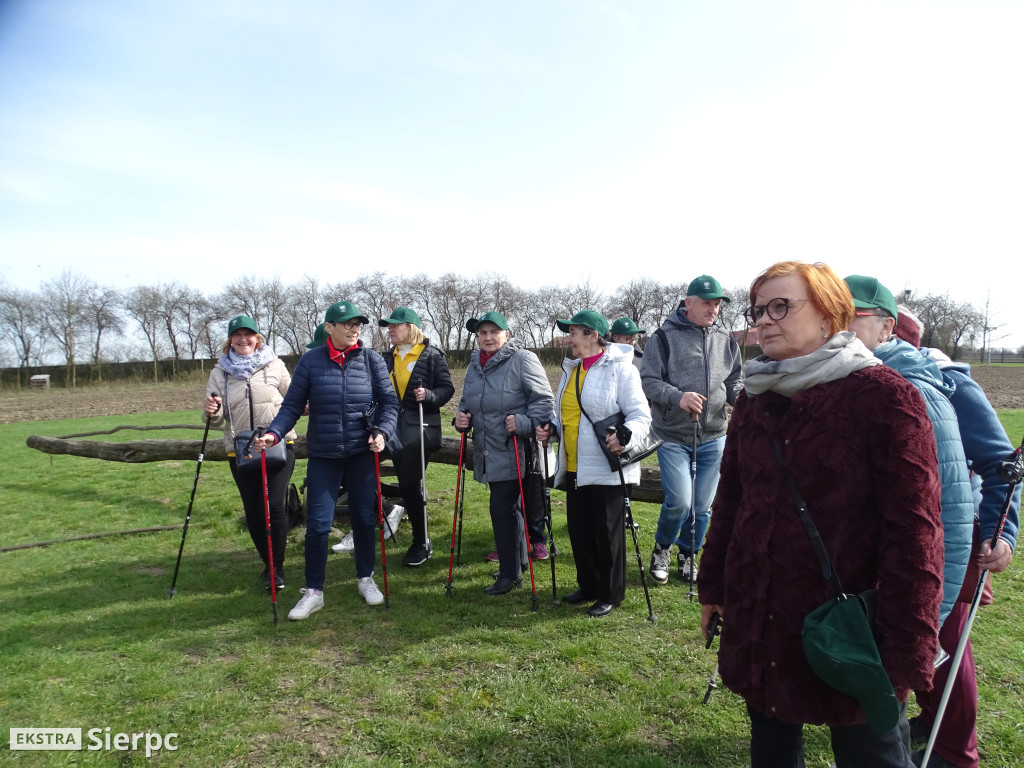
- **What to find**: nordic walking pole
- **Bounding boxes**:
[415,377,431,555]
[456,436,468,569]
[258,430,279,626]
[539,426,559,605]
[372,429,390,609]
[920,436,1024,768]
[703,611,722,704]
[511,430,539,612]
[688,408,700,603]
[169,396,218,598]
[611,426,657,623]
[445,427,468,597]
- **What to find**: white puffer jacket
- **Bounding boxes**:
[551,344,652,488]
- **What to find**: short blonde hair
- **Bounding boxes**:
[749,261,854,337]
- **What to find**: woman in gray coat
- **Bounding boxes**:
[454,311,555,595]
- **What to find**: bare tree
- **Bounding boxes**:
[40,269,93,388]
[0,286,46,387]
[82,285,124,381]
[174,287,216,362]
[350,272,409,351]
[124,285,165,382]
[277,275,330,354]
[905,292,984,358]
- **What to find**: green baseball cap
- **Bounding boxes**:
[610,317,646,336]
[844,275,898,320]
[687,275,730,302]
[466,311,508,333]
[556,309,609,336]
[305,323,327,349]
[378,307,421,328]
[324,301,369,325]
[227,315,259,336]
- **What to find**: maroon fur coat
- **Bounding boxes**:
[698,365,943,727]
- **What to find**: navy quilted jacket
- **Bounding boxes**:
[267,342,398,458]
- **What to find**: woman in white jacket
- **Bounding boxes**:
[537,310,652,618]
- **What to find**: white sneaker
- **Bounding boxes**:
[332,532,354,553]
[383,504,405,540]
[287,588,324,621]
[357,576,384,606]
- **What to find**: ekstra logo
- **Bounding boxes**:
[10,727,179,757]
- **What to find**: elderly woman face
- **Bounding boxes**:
[326,318,362,349]
[752,273,830,361]
[476,322,509,354]
[229,329,258,356]
[569,325,602,359]
[387,322,414,346]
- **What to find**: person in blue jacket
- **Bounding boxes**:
[256,301,399,619]
[894,306,1021,768]
[846,276,973,629]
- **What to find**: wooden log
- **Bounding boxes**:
[25,434,667,503]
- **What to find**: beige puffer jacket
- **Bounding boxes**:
[203,356,297,454]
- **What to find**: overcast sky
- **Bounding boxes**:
[1,0,1022,346]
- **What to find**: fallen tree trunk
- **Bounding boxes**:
[26,434,667,503]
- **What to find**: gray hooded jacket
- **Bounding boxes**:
[639,307,742,445]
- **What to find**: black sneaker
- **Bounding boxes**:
[262,567,286,590]
[402,543,432,567]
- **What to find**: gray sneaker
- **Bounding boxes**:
[649,543,670,585]
[332,531,354,553]
[678,552,698,581]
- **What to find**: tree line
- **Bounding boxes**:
[0,269,1003,387]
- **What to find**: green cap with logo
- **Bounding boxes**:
[556,309,609,336]
[844,275,898,320]
[466,311,508,333]
[306,323,327,349]
[227,315,260,336]
[378,307,421,328]
[686,275,730,302]
[610,317,646,336]
[324,301,369,325]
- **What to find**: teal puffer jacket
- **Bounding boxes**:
[874,339,973,627]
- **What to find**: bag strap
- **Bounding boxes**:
[573,364,594,425]
[769,436,844,598]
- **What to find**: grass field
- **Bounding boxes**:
[2,409,1023,767]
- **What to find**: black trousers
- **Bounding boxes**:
[391,442,432,548]
[229,445,296,571]
[565,472,626,605]
[747,704,914,768]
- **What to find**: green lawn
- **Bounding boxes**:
[2,410,1023,767]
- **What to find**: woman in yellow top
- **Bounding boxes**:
[378,308,455,567]
[537,310,652,617]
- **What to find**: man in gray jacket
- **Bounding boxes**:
[640,275,742,586]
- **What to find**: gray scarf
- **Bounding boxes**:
[743,331,880,398]
[220,346,276,380]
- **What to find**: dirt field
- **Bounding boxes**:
[1,365,1022,424]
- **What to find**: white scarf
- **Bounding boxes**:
[743,331,881,398]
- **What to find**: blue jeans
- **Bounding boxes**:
[653,436,725,555]
[304,452,378,589]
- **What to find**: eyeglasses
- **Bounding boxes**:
[328,320,362,330]
[854,310,887,318]
[744,298,810,326]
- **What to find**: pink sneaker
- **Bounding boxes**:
[485,550,500,562]
[531,542,549,561]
